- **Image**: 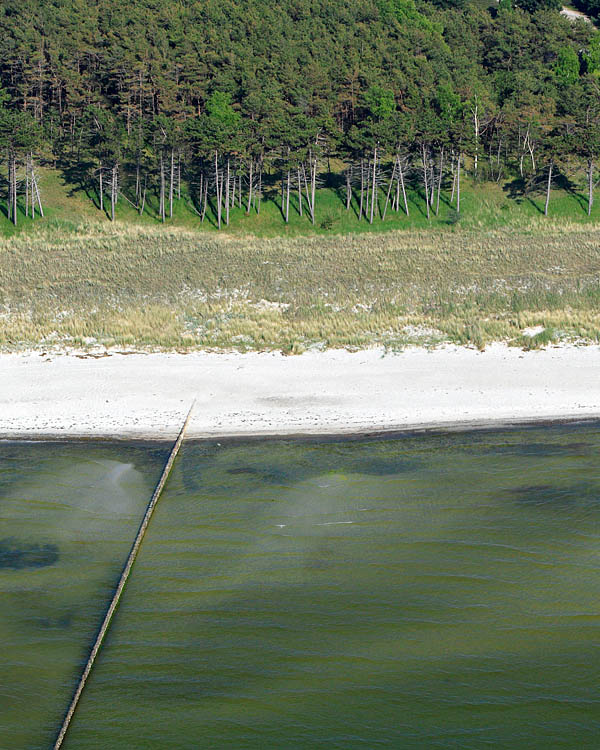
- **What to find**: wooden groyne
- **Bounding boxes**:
[53,401,195,750]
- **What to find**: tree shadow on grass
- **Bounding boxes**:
[503,176,544,214]
[556,172,587,214]
[503,170,587,216]
[60,158,98,204]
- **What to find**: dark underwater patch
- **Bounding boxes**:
[226,467,260,475]
[506,483,599,507]
[33,613,73,629]
[350,456,420,476]
[0,538,59,570]
[481,442,590,458]
[181,442,422,494]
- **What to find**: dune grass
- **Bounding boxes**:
[1,217,600,352]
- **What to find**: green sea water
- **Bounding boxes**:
[1,425,600,749]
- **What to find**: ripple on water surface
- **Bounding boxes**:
[2,425,600,749]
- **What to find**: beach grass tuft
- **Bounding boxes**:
[1,220,600,352]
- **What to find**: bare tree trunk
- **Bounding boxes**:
[25,156,29,218]
[472,100,480,178]
[280,159,285,217]
[544,160,553,217]
[111,163,117,222]
[310,154,317,225]
[257,166,262,215]
[588,159,594,217]
[8,153,17,225]
[456,153,461,214]
[398,155,409,216]
[365,158,370,219]
[135,159,141,208]
[421,144,430,221]
[370,146,377,224]
[246,159,253,215]
[225,156,230,225]
[528,141,536,173]
[13,156,17,225]
[382,158,397,221]
[215,150,221,228]
[169,148,174,218]
[159,153,165,223]
[429,157,435,208]
[99,166,103,213]
[435,147,444,216]
[302,162,315,224]
[30,157,43,217]
[359,159,364,220]
[346,166,352,211]
[450,153,456,203]
[177,152,181,201]
[139,175,146,215]
[298,167,303,217]
[285,164,290,223]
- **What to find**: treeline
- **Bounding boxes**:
[0,0,599,227]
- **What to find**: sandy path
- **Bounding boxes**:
[0,345,599,441]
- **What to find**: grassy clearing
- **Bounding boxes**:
[4,167,600,239]
[1,219,600,352]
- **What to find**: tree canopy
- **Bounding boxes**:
[0,0,598,224]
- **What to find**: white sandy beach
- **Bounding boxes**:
[1,344,599,441]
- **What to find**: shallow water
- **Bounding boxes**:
[2,425,600,749]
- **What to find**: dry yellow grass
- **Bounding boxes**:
[1,220,599,351]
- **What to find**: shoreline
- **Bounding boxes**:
[2,344,600,442]
[2,415,600,445]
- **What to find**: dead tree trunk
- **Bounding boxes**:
[225,156,230,226]
[310,153,317,225]
[246,159,253,215]
[30,155,43,217]
[421,144,430,221]
[370,146,377,224]
[382,158,397,221]
[588,159,594,217]
[456,153,461,214]
[359,158,364,220]
[111,162,117,222]
[215,151,221,229]
[25,156,29,218]
[139,175,147,215]
[159,153,165,223]
[99,165,103,213]
[435,147,444,216]
[544,160,553,217]
[257,163,262,215]
[169,148,174,219]
[346,166,352,211]
[398,155,409,216]
[8,152,17,225]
